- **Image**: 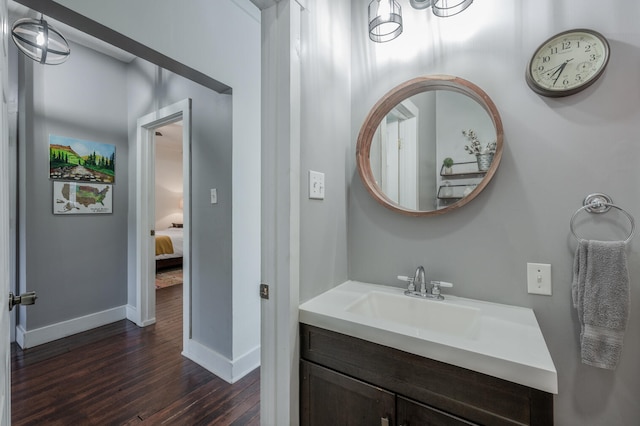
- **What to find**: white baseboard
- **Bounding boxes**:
[125,304,156,327]
[16,305,127,349]
[126,304,137,323]
[182,339,260,384]
[233,345,261,381]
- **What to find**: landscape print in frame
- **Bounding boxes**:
[49,134,116,183]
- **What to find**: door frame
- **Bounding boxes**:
[1,0,12,421]
[132,99,191,344]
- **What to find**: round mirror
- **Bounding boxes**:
[356,75,504,216]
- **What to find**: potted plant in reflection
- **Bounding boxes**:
[442,157,454,175]
[463,129,496,172]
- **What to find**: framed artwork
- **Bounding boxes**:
[53,182,113,214]
[49,135,116,183]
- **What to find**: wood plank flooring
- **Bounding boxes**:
[11,284,260,425]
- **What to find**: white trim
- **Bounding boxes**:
[260,2,302,424]
[182,339,260,384]
[126,304,155,327]
[15,306,127,349]
[0,0,11,417]
[232,345,262,381]
[125,304,137,323]
[133,99,191,332]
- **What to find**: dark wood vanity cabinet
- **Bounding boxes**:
[300,324,553,426]
[301,361,396,425]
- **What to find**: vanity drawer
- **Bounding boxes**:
[300,324,553,426]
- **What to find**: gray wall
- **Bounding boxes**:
[299,0,351,302]
[346,0,640,424]
[18,42,129,329]
[126,59,234,357]
[16,38,234,359]
[46,0,261,367]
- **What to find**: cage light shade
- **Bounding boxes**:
[432,0,473,17]
[368,0,403,43]
[409,0,436,9]
[11,17,70,65]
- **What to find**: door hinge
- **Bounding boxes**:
[260,284,269,300]
[9,291,37,311]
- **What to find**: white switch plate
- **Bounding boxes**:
[309,170,325,200]
[211,188,217,204]
[527,263,552,295]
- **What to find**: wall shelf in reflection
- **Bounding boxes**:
[440,161,487,179]
[437,183,477,200]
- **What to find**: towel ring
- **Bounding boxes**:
[570,193,635,244]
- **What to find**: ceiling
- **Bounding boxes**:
[155,122,183,152]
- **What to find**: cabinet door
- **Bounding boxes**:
[301,360,395,426]
[397,396,478,426]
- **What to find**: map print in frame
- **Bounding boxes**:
[53,182,113,214]
[49,135,116,183]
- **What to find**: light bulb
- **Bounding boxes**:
[36,32,45,46]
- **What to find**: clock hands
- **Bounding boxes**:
[547,58,574,86]
[526,29,609,97]
[543,63,565,78]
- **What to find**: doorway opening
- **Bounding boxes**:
[133,100,191,355]
[153,122,185,331]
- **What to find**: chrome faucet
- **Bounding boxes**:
[398,265,453,300]
[414,266,427,295]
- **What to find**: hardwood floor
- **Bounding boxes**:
[10,284,260,425]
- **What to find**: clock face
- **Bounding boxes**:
[526,29,610,97]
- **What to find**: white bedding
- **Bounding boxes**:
[156,227,184,260]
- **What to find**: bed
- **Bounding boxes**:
[155,226,184,271]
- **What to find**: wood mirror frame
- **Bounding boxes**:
[356,75,504,217]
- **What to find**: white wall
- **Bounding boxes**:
[348,0,640,424]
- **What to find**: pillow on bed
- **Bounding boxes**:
[172,223,183,228]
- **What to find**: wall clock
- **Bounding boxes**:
[525,29,610,97]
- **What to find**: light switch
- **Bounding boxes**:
[211,188,217,204]
[527,263,552,295]
[309,170,325,200]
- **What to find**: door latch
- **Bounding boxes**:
[259,284,269,299]
[9,291,37,311]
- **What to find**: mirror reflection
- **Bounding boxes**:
[356,75,503,216]
[368,90,496,211]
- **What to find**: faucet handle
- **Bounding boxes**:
[398,275,415,292]
[430,281,453,288]
[430,281,453,298]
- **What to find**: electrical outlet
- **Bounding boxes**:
[211,188,217,204]
[527,263,552,295]
[309,170,325,200]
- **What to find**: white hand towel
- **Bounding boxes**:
[572,239,630,370]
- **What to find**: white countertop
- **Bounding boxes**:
[299,280,558,394]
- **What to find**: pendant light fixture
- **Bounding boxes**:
[431,0,473,17]
[368,0,403,43]
[409,0,436,9]
[369,0,473,42]
[11,15,70,65]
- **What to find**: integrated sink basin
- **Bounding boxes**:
[345,291,480,338]
[299,280,557,394]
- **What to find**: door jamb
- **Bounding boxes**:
[133,99,191,341]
